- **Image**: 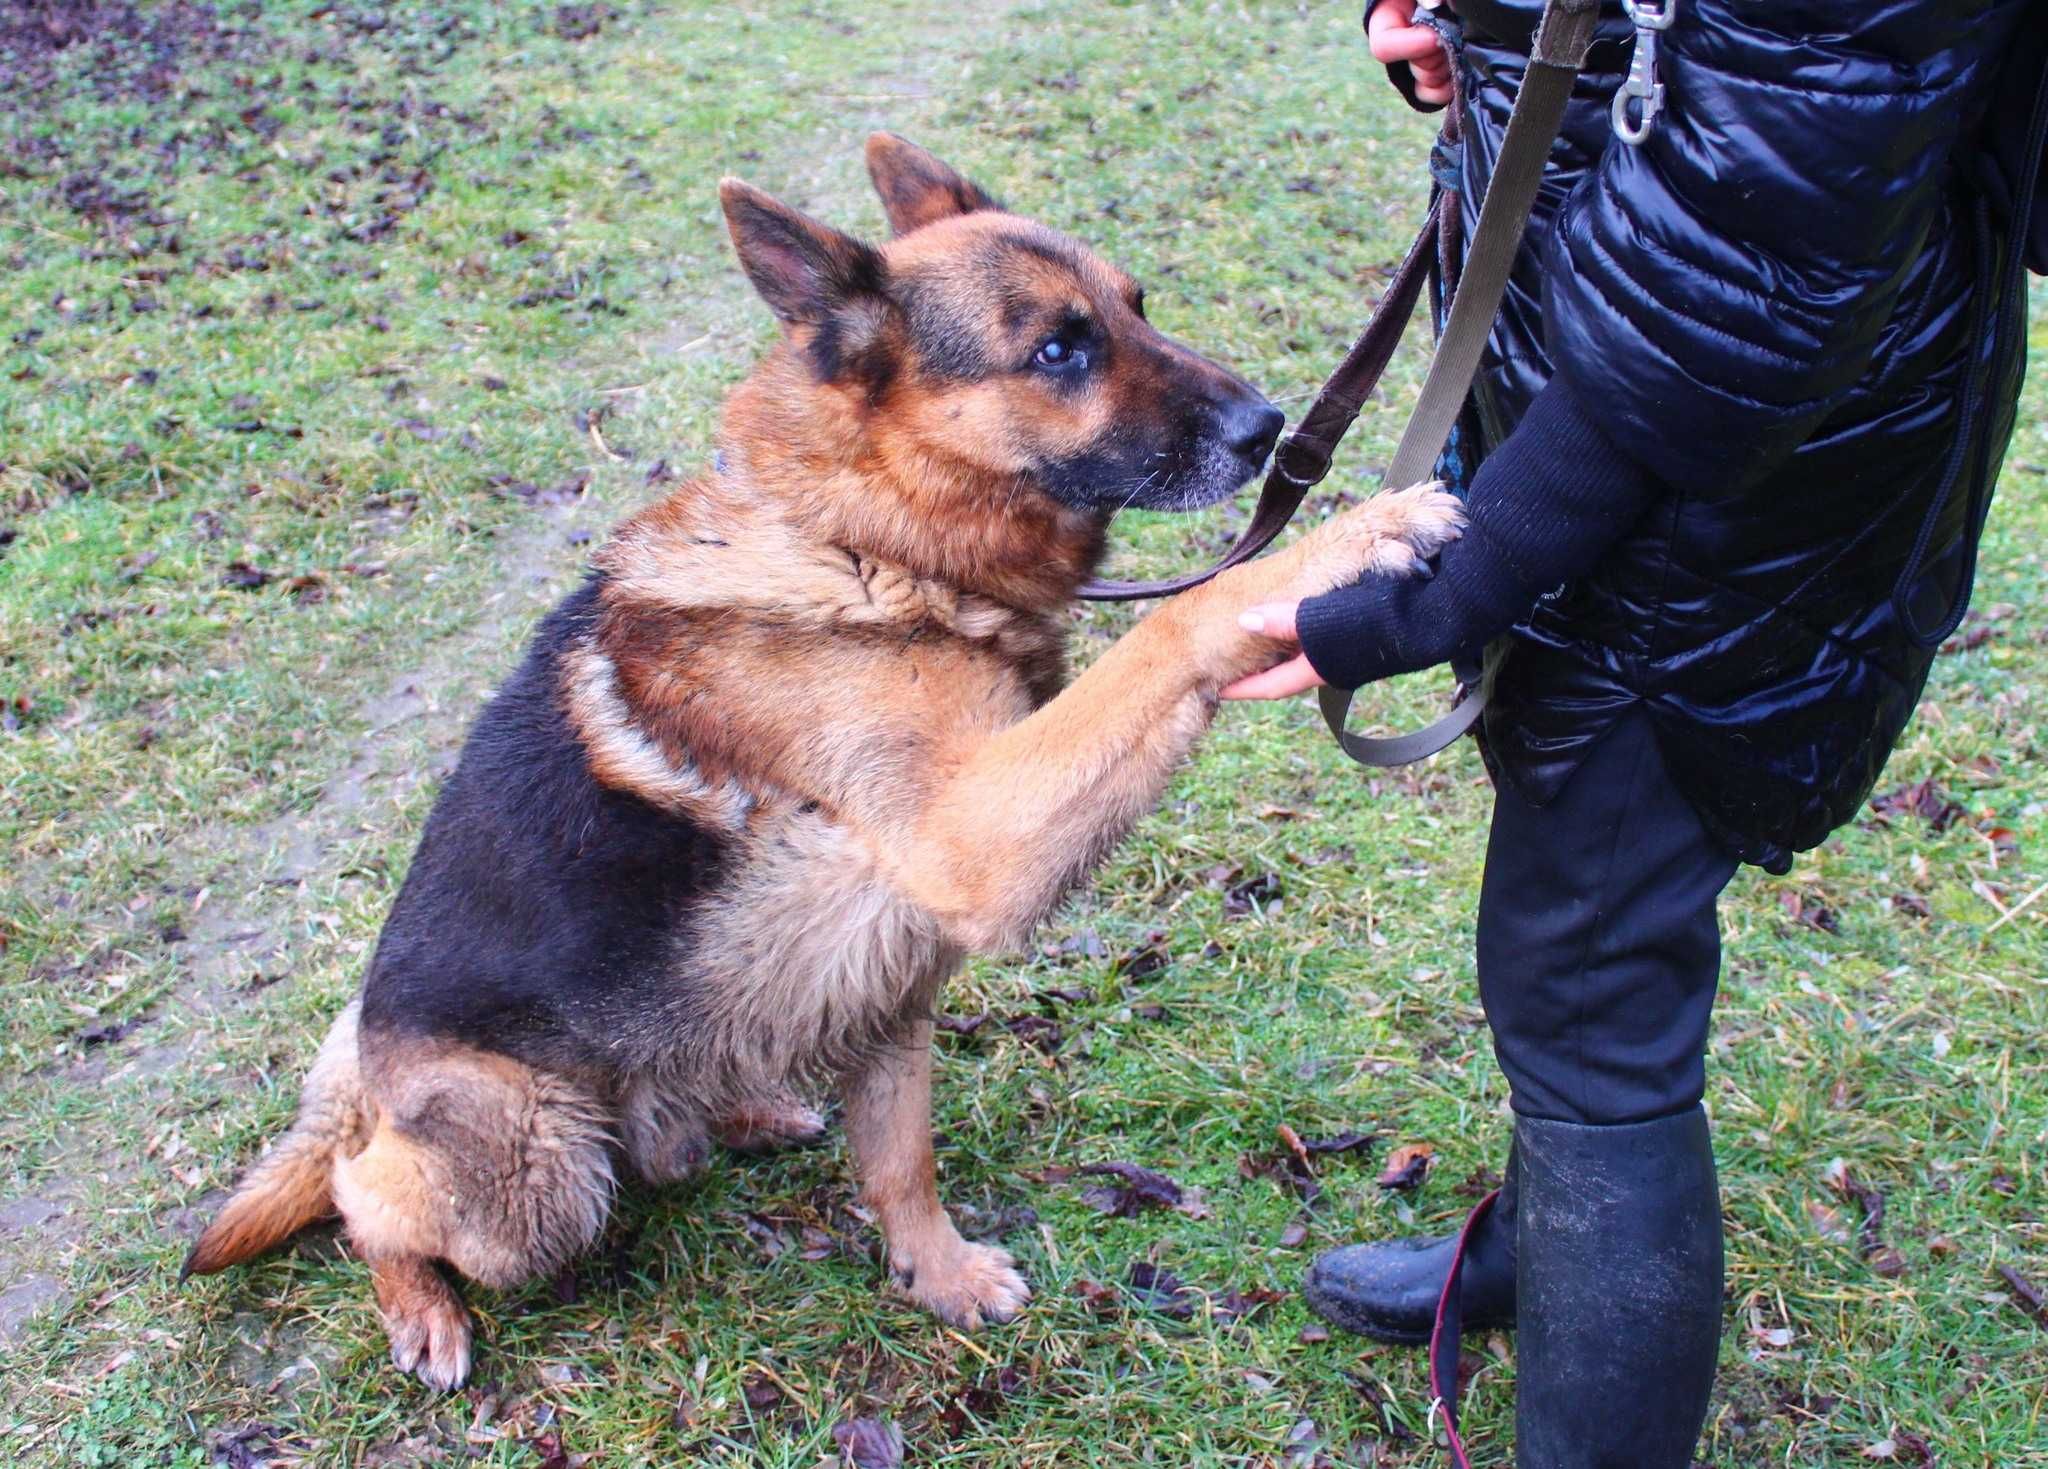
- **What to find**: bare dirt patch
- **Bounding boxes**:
[0,1,236,100]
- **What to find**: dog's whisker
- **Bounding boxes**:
[1112,469,1163,516]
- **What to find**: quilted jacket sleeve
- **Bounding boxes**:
[1543,0,2020,494]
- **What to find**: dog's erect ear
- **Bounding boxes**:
[720,179,885,326]
[864,132,1001,235]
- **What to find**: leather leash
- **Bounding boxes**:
[1082,0,1598,774]
[1075,205,1440,602]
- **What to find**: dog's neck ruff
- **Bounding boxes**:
[574,462,1073,826]
[711,357,1108,615]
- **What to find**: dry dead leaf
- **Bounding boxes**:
[832,1418,905,1469]
[1076,1161,1186,1217]
[1807,1199,1853,1245]
[1377,1143,1434,1192]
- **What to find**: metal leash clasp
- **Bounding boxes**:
[1612,0,1676,145]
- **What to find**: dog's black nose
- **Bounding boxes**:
[1224,399,1285,462]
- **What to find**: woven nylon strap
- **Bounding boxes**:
[1319,0,1599,765]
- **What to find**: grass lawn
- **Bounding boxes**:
[4,2,2045,1464]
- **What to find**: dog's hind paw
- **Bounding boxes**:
[388,1308,472,1392]
[373,1257,474,1392]
[714,1089,829,1155]
[896,1239,1030,1330]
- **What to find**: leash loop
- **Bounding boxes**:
[1317,664,1484,768]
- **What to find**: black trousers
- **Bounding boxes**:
[1476,709,1739,1125]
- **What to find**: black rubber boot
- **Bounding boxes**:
[1514,1106,1723,1468]
[1302,1145,1518,1345]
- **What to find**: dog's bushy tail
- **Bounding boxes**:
[182,1000,368,1280]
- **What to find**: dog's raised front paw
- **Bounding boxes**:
[1300,480,1465,586]
[1374,480,1466,569]
[1217,484,1465,628]
[893,1238,1030,1330]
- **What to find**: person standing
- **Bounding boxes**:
[1225,0,2042,1462]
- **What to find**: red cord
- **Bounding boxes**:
[1427,1189,1501,1469]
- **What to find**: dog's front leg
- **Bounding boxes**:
[840,1018,1028,1328]
[875,484,1465,954]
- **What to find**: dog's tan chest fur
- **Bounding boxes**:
[564,473,1063,1094]
[685,806,964,1089]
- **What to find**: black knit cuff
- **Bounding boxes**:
[1296,378,1653,691]
[1297,563,1412,691]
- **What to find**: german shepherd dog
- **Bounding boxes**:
[183,134,1460,1389]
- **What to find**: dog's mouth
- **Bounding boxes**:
[1131,435,1277,514]
[1039,397,1286,516]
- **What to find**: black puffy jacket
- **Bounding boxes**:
[1398,0,2036,870]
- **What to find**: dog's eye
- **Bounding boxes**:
[1033,336,1085,371]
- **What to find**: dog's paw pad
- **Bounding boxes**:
[900,1241,1030,1331]
[626,1114,715,1183]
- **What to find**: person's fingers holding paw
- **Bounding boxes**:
[1222,595,1323,701]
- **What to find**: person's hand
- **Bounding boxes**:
[1220,601,1326,700]
[1368,0,1453,107]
